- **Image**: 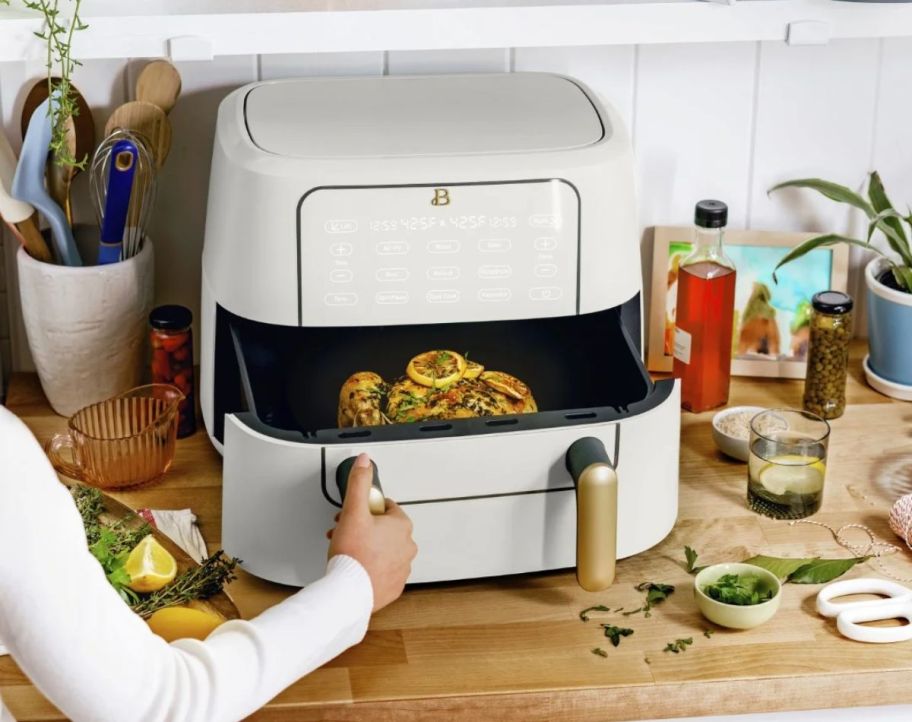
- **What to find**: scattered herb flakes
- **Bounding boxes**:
[684,546,707,574]
[703,628,715,638]
[703,573,773,606]
[627,582,675,617]
[612,606,624,613]
[591,647,609,658]
[663,637,693,654]
[579,604,612,622]
[644,655,652,665]
[600,624,635,647]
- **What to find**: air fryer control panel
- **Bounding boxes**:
[297,180,580,325]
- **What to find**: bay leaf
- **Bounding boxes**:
[786,557,871,584]
[742,555,817,581]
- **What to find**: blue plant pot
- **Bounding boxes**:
[866,258,912,387]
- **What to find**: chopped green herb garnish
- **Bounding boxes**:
[579,604,612,622]
[703,573,773,606]
[626,582,675,617]
[591,647,608,658]
[663,637,693,654]
[600,624,634,647]
[703,628,715,638]
[684,546,707,574]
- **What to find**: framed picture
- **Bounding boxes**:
[646,227,850,379]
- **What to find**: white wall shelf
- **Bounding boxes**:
[1,0,912,62]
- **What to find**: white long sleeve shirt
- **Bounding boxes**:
[0,405,373,722]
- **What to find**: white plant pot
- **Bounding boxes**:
[16,234,155,416]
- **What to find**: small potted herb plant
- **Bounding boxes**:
[770,173,912,391]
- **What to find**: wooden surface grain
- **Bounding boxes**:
[3,341,912,721]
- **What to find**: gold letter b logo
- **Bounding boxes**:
[431,188,450,206]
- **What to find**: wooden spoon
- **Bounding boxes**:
[105,101,172,170]
[20,78,95,227]
[135,60,182,115]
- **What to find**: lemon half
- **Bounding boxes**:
[125,536,177,593]
[406,350,467,388]
[147,605,225,642]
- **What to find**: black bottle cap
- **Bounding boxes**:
[812,290,853,315]
[150,304,193,331]
[695,200,728,229]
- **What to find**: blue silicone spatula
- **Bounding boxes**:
[12,96,81,266]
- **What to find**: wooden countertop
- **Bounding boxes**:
[3,343,912,721]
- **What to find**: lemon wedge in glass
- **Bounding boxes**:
[757,455,826,496]
[124,535,177,593]
[406,350,467,388]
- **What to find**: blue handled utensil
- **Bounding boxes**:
[11,96,81,266]
[97,139,138,264]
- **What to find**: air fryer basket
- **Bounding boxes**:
[212,302,657,444]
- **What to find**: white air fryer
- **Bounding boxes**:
[201,73,680,590]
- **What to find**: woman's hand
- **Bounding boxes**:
[328,453,417,612]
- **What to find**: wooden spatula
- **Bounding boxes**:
[135,60,182,115]
[105,100,172,170]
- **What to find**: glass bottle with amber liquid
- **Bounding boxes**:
[673,200,736,412]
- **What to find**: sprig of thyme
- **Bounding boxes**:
[21,0,88,168]
[132,551,240,619]
[663,637,693,654]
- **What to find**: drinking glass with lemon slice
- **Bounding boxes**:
[747,409,830,519]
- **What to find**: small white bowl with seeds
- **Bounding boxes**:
[711,406,768,462]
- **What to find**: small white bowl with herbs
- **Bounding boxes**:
[694,563,782,629]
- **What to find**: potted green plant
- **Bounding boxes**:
[770,173,912,392]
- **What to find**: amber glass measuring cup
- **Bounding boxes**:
[46,384,184,489]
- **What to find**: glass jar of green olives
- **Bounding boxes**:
[803,291,854,420]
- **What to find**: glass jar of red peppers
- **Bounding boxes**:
[149,305,197,438]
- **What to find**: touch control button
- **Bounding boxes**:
[329,242,353,257]
[478,265,512,280]
[479,238,511,253]
[427,266,460,281]
[427,240,460,254]
[529,214,559,229]
[427,290,460,304]
[376,241,409,255]
[478,288,512,302]
[529,287,563,301]
[376,291,409,305]
[325,219,358,234]
[376,268,410,282]
[329,269,353,283]
[324,292,358,306]
[534,264,558,278]
[534,237,558,252]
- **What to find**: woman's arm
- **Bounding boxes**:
[0,406,376,722]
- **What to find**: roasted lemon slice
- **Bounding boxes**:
[480,370,531,401]
[406,350,467,388]
[124,535,177,593]
[463,359,485,379]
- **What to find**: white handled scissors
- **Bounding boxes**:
[816,578,912,643]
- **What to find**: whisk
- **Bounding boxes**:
[90,129,157,261]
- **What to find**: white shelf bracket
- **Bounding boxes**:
[787,20,831,46]
[168,35,214,62]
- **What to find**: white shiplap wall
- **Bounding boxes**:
[2,39,910,381]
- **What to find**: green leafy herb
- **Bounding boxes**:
[131,551,239,619]
[628,582,675,617]
[785,557,871,584]
[612,607,624,613]
[663,637,694,654]
[744,555,870,584]
[20,1,89,169]
[742,555,816,581]
[703,628,714,638]
[703,574,773,606]
[579,604,612,622]
[591,647,608,658]
[600,624,634,647]
[684,546,707,574]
